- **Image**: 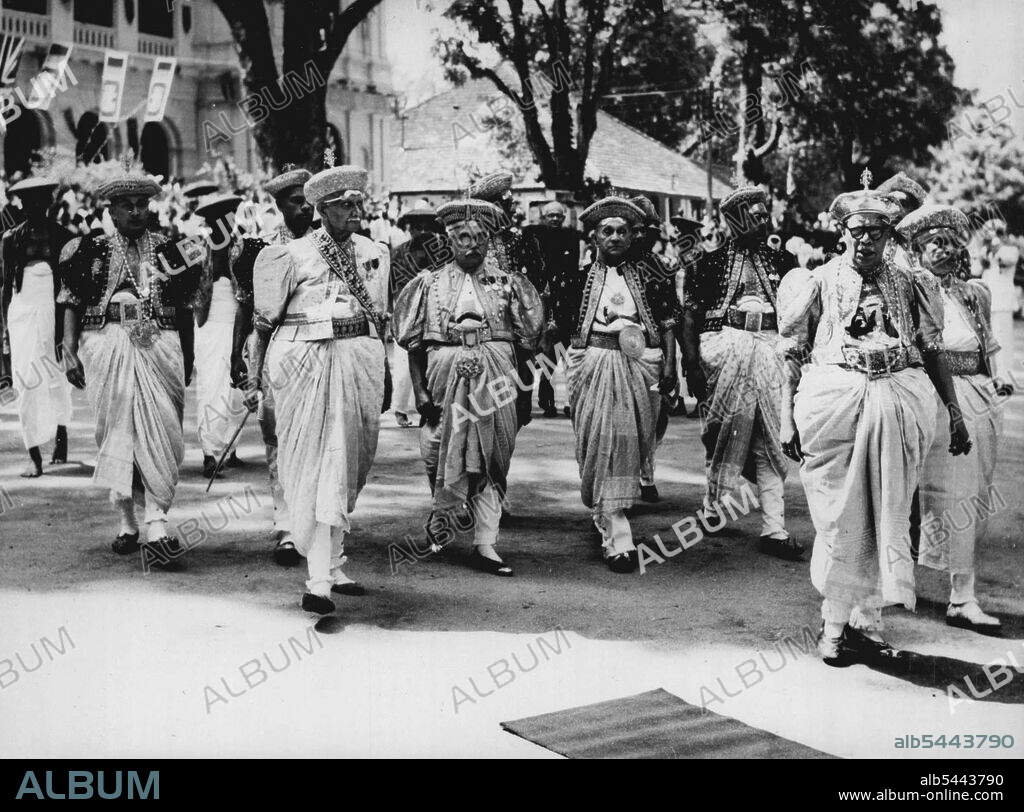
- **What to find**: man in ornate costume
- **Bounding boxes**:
[251,162,391,614]
[191,193,245,478]
[898,205,1010,634]
[59,158,199,566]
[876,171,928,271]
[553,197,676,573]
[682,186,800,560]
[778,176,972,666]
[389,203,450,427]
[1,177,74,477]
[394,199,543,577]
[229,166,313,567]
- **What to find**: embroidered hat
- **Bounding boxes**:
[304,165,369,207]
[579,196,645,230]
[436,199,503,229]
[467,171,513,202]
[265,165,313,197]
[97,152,163,201]
[719,185,768,217]
[876,172,927,210]
[629,195,661,226]
[895,204,970,245]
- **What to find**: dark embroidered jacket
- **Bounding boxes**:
[551,253,677,349]
[684,241,792,331]
[389,233,452,305]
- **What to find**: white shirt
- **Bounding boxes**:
[595,264,638,329]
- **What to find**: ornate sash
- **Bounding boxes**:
[311,229,385,338]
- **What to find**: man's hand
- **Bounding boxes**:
[948,410,972,456]
[416,392,441,426]
[659,370,678,396]
[685,365,708,403]
[66,352,86,390]
[781,417,803,462]
[241,376,260,413]
[381,359,393,414]
[230,354,248,389]
[993,377,1014,398]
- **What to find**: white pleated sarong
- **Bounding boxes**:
[265,335,384,553]
[195,278,243,456]
[7,261,72,449]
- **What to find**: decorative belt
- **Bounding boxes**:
[82,302,176,330]
[586,332,620,351]
[586,325,646,359]
[724,309,777,332]
[332,316,370,339]
[839,345,910,379]
[945,349,984,376]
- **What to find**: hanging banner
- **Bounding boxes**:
[98,50,129,122]
[26,41,74,111]
[143,57,177,123]
[0,34,26,88]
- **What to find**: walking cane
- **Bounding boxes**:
[206,410,252,492]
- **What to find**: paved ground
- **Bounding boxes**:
[1,329,1022,758]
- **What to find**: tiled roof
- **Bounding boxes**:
[389,79,731,200]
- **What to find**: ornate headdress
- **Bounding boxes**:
[303,148,368,207]
[828,169,901,224]
[467,172,513,202]
[436,198,503,229]
[580,196,645,230]
[265,162,313,197]
[96,151,162,201]
[719,185,768,217]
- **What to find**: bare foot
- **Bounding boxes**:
[20,463,43,478]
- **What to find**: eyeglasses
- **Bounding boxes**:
[847,225,886,240]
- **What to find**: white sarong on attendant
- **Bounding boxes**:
[195,277,243,456]
[8,261,72,449]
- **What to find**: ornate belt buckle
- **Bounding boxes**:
[743,311,763,332]
[617,324,646,360]
[122,302,140,322]
[865,348,893,380]
[460,326,480,349]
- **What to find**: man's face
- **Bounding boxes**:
[594,217,632,262]
[449,221,490,270]
[844,213,890,270]
[541,205,565,228]
[276,186,313,235]
[914,229,961,276]
[318,190,364,237]
[110,195,151,238]
[18,190,53,221]
[408,219,436,244]
[726,201,770,243]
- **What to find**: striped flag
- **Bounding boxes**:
[0,34,25,88]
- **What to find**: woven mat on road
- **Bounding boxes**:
[501,688,834,759]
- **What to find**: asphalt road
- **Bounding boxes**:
[1,329,1022,758]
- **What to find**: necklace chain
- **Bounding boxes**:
[114,232,155,301]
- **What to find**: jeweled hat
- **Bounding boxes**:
[96,151,163,201]
[8,176,59,195]
[436,198,503,229]
[265,164,313,197]
[304,147,368,207]
[719,185,768,217]
[579,196,645,230]
[629,195,660,226]
[467,171,513,202]
[876,172,927,210]
[895,204,970,245]
[195,193,244,222]
[182,180,219,199]
[829,169,901,224]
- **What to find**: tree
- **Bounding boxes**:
[923,111,1024,235]
[211,0,384,171]
[437,0,676,192]
[686,0,965,202]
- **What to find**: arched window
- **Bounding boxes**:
[75,112,110,164]
[139,0,174,38]
[140,121,170,179]
[1,0,47,14]
[74,0,114,26]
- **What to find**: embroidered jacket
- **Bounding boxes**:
[253,228,388,342]
[389,233,451,305]
[392,261,544,351]
[550,253,677,349]
[684,241,791,331]
[57,231,201,328]
[230,224,303,308]
[940,277,1000,376]
[777,254,945,368]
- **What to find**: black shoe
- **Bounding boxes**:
[640,484,660,503]
[331,581,366,596]
[273,539,301,567]
[301,593,336,614]
[50,428,68,464]
[112,532,140,555]
[759,535,804,561]
[606,550,637,574]
[843,625,903,662]
[224,452,245,468]
[542,406,557,418]
[143,537,185,571]
[202,455,221,479]
[470,549,513,577]
[817,624,852,668]
[563,406,570,417]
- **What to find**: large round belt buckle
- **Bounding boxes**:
[127,319,159,349]
[454,351,484,380]
[618,324,645,359]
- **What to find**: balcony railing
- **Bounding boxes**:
[0,10,50,41]
[138,35,176,57]
[73,23,116,51]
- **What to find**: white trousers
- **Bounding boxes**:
[595,509,634,556]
